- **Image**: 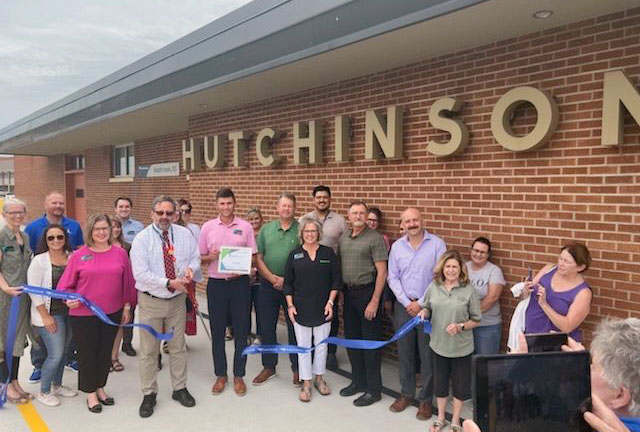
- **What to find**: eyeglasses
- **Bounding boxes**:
[303,230,319,234]
[367,218,379,223]
[181,208,191,214]
[6,211,25,216]
[471,248,489,255]
[154,210,175,216]
[46,235,65,241]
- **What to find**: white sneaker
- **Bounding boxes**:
[37,392,61,407]
[52,385,78,398]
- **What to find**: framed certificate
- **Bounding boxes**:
[218,246,253,275]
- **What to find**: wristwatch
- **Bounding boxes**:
[459,323,465,331]
[166,279,171,289]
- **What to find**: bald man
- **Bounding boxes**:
[25,191,84,251]
[387,207,445,420]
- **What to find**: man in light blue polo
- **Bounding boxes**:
[114,196,144,356]
[115,197,144,243]
[387,207,445,421]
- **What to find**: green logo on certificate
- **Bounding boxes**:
[218,246,253,275]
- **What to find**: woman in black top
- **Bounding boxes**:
[285,217,341,402]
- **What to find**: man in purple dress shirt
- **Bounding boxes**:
[387,207,445,421]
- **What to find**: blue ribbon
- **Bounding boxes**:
[242,315,431,356]
[1,285,174,407]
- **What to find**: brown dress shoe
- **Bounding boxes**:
[389,395,412,412]
[211,376,227,395]
[292,371,302,387]
[233,377,247,396]
[252,368,276,386]
[417,401,433,420]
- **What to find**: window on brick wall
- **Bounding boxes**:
[112,143,135,178]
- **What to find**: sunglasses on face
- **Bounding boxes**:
[47,235,65,241]
[154,210,175,216]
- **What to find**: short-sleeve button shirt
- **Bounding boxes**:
[338,227,388,286]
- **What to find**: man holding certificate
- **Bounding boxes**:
[199,188,257,397]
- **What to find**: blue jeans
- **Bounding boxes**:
[473,323,502,354]
[37,314,72,393]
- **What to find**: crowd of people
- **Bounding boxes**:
[0,187,637,432]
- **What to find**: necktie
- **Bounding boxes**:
[162,230,176,292]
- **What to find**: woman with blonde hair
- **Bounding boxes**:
[418,250,482,432]
[0,198,33,404]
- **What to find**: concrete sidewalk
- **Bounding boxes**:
[1,300,471,432]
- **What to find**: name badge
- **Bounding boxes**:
[319,259,330,264]
[293,253,304,260]
[233,229,243,235]
[2,246,14,253]
[127,230,135,235]
[81,254,94,261]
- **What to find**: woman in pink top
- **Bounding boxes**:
[58,214,136,413]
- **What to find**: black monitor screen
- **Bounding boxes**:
[473,351,591,432]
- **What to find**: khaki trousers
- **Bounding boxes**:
[138,292,187,395]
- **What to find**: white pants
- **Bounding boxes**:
[293,321,331,381]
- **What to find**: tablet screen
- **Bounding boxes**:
[473,351,591,432]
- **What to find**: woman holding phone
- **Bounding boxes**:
[523,243,592,342]
[418,250,482,432]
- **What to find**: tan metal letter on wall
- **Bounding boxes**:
[365,106,403,159]
[491,87,559,152]
[228,131,250,167]
[334,115,350,162]
[602,70,640,146]
[427,98,469,156]
[182,138,203,172]
[204,135,225,169]
[256,128,279,166]
[293,120,323,164]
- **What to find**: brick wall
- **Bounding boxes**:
[14,8,640,350]
[14,155,65,218]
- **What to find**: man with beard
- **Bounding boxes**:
[302,185,347,369]
[130,195,200,418]
[387,207,445,420]
[337,201,388,407]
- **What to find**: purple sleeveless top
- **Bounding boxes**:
[524,267,590,341]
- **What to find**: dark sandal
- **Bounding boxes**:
[110,359,124,372]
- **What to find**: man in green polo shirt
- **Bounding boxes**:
[252,192,301,387]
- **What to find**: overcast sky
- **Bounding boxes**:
[0,0,251,129]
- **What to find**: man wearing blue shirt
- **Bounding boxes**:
[24,191,84,383]
[115,197,144,244]
[25,191,84,251]
[387,207,445,421]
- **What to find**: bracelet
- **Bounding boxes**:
[288,305,295,309]
[327,300,334,306]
